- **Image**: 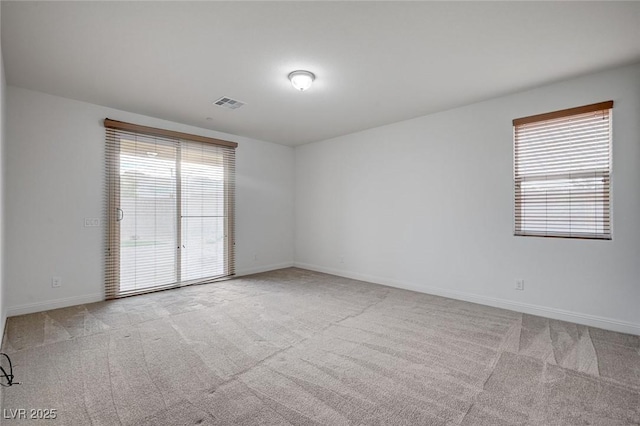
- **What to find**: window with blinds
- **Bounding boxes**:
[105,119,237,299]
[513,101,613,240]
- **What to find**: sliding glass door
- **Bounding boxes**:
[105,120,236,299]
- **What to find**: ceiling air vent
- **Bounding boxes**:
[213,97,245,110]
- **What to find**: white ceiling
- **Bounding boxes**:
[2,2,640,146]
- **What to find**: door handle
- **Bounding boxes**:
[116,208,124,222]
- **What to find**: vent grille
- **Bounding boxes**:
[213,97,245,110]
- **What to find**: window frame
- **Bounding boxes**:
[512,101,613,240]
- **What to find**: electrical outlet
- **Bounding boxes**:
[515,279,524,291]
[52,277,62,288]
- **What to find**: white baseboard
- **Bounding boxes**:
[7,293,104,317]
[4,262,296,318]
[236,261,295,277]
[7,263,637,336]
[294,262,640,336]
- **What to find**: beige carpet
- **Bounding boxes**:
[1,268,639,425]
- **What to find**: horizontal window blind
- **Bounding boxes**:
[105,119,236,299]
[513,101,612,239]
[180,140,236,285]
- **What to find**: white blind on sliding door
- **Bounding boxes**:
[180,141,236,284]
[105,119,236,299]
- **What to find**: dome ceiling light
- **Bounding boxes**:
[288,70,315,91]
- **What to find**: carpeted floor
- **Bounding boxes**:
[1,268,639,425]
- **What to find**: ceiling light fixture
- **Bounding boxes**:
[288,70,315,91]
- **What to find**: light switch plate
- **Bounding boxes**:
[84,218,101,227]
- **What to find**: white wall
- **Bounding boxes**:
[5,86,294,315]
[0,5,7,335]
[295,63,640,335]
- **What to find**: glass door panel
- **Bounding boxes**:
[180,146,226,282]
[119,138,178,294]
